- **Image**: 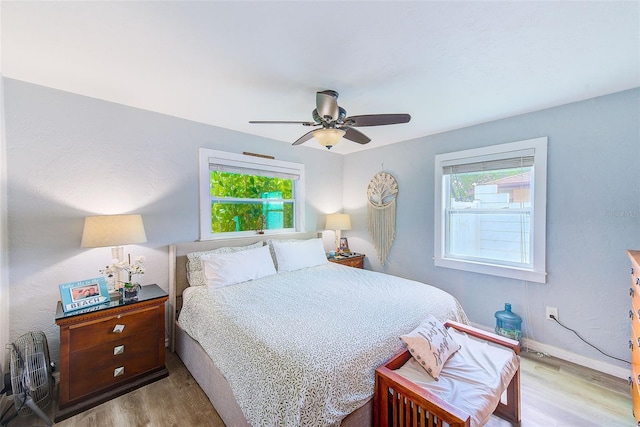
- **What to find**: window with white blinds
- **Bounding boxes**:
[441,153,534,175]
[434,137,548,283]
[199,149,305,240]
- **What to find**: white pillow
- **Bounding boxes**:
[202,245,276,288]
[186,242,263,286]
[270,238,327,272]
[400,315,461,380]
[266,238,302,270]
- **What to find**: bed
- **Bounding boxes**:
[169,233,469,427]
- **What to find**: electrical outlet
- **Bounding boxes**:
[546,306,559,320]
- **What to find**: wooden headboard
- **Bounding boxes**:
[168,232,319,350]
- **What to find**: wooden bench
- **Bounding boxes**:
[374,321,521,427]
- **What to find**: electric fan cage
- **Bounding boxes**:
[8,331,53,416]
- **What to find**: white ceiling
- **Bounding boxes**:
[2,1,639,155]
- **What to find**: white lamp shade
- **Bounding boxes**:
[325,213,351,231]
[81,214,147,248]
[313,128,345,148]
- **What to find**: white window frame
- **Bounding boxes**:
[199,148,305,240]
[434,137,547,283]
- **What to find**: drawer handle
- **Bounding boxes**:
[637,277,640,286]
[631,310,635,320]
[632,288,635,297]
[630,376,634,387]
[114,366,125,377]
[112,324,125,333]
[637,374,640,385]
[113,345,124,355]
[630,340,634,350]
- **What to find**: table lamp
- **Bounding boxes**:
[81,214,147,290]
[325,213,351,253]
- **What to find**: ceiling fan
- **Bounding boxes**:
[249,90,411,149]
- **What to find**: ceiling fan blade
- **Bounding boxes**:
[292,129,316,146]
[344,113,411,127]
[316,90,339,121]
[343,127,371,145]
[249,120,317,126]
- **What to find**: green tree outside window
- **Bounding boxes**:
[210,171,294,233]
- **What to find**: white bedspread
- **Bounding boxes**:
[178,262,468,427]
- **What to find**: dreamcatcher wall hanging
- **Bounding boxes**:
[367,172,398,265]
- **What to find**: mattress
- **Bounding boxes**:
[178,262,468,427]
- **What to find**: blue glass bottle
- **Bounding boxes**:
[495,303,522,342]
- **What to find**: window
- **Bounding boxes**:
[199,149,305,240]
[434,137,547,283]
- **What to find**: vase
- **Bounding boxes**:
[121,283,141,303]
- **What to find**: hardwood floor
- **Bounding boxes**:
[487,349,633,427]
[1,351,226,427]
[3,349,633,426]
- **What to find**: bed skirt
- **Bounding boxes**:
[174,322,373,427]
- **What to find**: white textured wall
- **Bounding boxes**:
[343,88,640,375]
[0,66,9,373]
[0,5,9,373]
[3,78,344,365]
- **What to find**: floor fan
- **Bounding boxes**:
[0,332,54,426]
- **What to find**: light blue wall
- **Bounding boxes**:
[5,77,639,372]
[3,78,343,364]
[342,88,640,370]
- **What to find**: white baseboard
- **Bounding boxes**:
[470,322,629,380]
[521,337,629,379]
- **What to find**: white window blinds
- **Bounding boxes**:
[442,149,535,175]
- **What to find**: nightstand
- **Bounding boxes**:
[54,284,168,422]
[328,253,365,269]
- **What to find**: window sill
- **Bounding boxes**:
[197,230,311,242]
[434,257,547,284]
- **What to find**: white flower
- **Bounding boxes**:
[100,255,145,283]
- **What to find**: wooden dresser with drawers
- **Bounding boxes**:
[328,253,365,269]
[54,284,168,421]
[628,249,640,425]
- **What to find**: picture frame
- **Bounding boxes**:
[59,277,110,313]
[339,237,350,252]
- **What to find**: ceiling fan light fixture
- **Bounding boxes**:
[249,90,410,148]
[312,128,345,149]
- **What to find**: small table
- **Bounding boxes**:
[55,284,168,422]
[328,253,365,269]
